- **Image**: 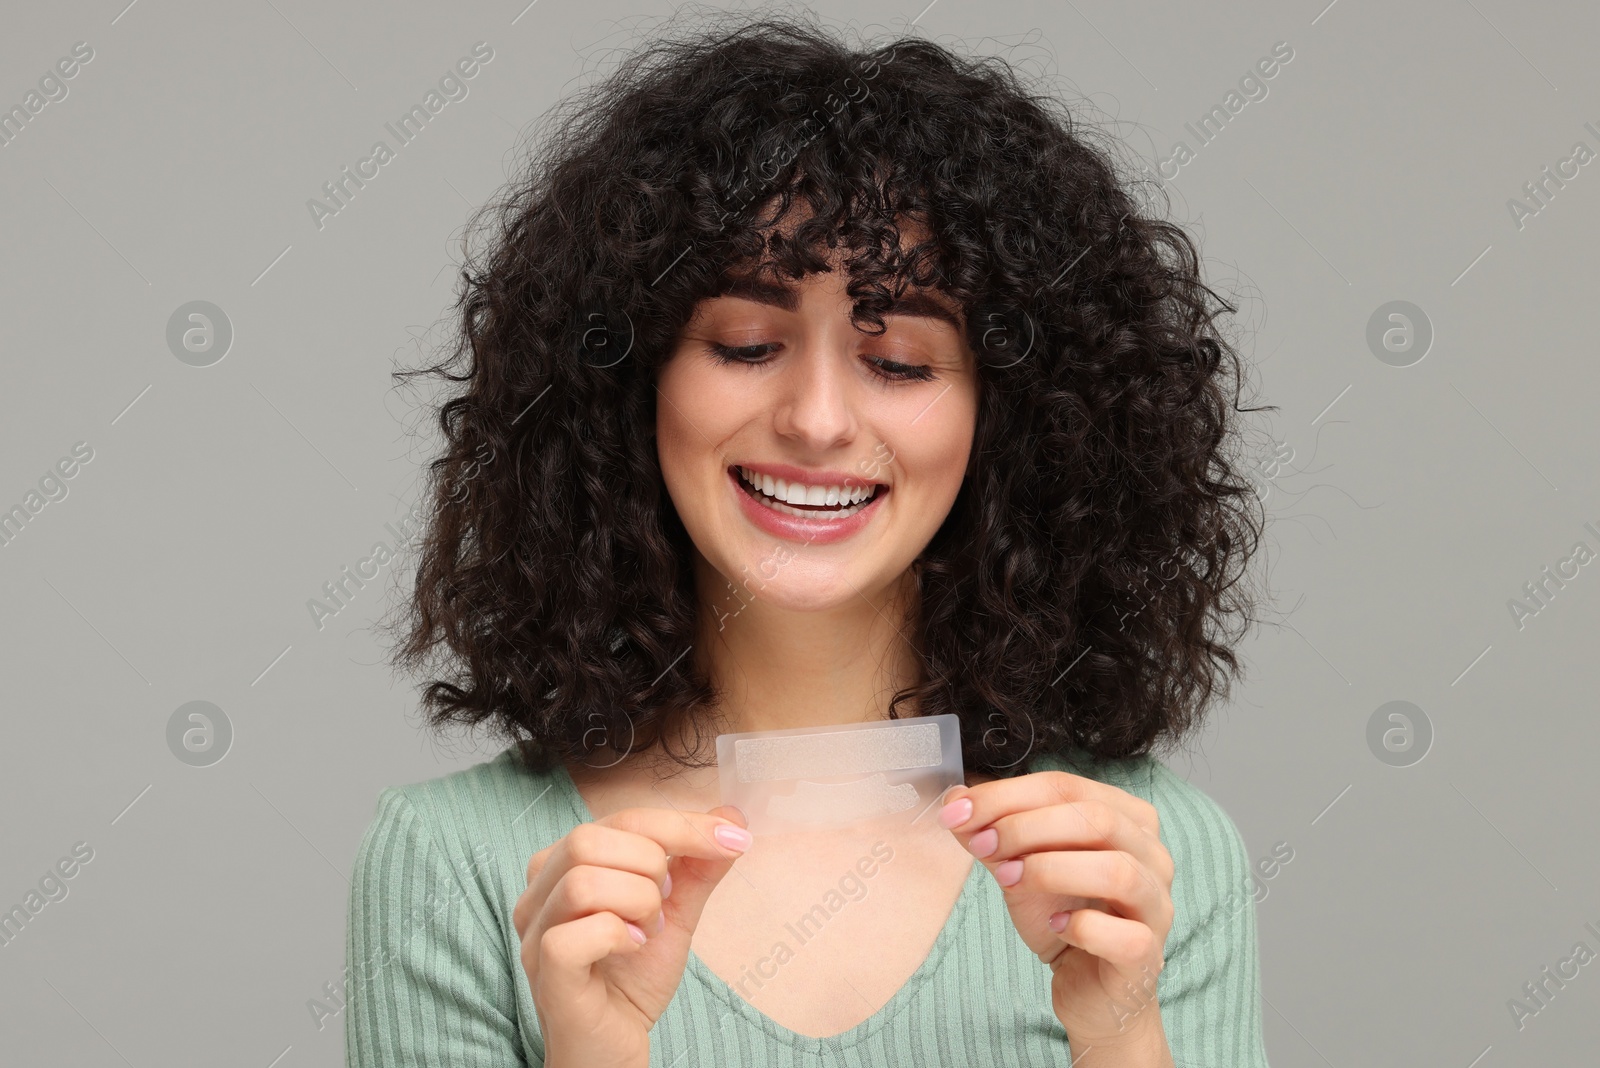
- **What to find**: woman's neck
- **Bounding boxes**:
[565,556,931,815]
[690,552,924,736]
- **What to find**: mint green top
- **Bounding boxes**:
[344,745,1270,1066]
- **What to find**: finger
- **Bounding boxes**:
[523,822,671,918]
[602,805,754,863]
[960,801,1172,884]
[997,849,1171,930]
[524,807,752,917]
[540,863,667,940]
[940,771,1160,838]
[526,910,647,1001]
[1051,907,1165,985]
[657,805,749,936]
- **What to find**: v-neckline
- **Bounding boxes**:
[549,760,986,1050]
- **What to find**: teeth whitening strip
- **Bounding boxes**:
[716,714,964,835]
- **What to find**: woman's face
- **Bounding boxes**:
[656,260,979,614]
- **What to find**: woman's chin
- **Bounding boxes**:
[722,568,874,616]
[762,586,861,614]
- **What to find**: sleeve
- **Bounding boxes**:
[1146,761,1271,1068]
[345,786,532,1066]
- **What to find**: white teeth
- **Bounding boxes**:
[765,498,864,519]
[736,467,881,519]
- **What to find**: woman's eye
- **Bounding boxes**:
[707,342,779,365]
[865,355,936,383]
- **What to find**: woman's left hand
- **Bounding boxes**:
[938,770,1175,1051]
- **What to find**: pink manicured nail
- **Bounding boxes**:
[714,824,752,852]
[995,859,1024,887]
[939,797,973,829]
[967,828,999,858]
[662,871,672,898]
[626,922,648,944]
[1048,910,1072,933]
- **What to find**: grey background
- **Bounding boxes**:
[2,0,1596,1064]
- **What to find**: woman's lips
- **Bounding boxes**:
[728,467,887,545]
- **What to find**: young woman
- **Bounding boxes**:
[348,13,1271,1068]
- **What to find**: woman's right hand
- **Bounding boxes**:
[514,803,753,1068]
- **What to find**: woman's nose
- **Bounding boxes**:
[772,347,858,449]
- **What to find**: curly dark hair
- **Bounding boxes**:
[388,8,1271,777]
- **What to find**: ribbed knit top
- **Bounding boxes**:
[344,744,1270,1066]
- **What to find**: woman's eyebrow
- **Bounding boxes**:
[885,291,965,333]
[715,273,965,332]
[716,273,800,311]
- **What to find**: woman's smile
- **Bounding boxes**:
[727,462,889,544]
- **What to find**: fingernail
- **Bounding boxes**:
[662,871,672,898]
[995,859,1024,887]
[1048,910,1072,933]
[626,922,648,944]
[654,911,665,935]
[938,797,973,829]
[966,828,998,858]
[714,824,753,853]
